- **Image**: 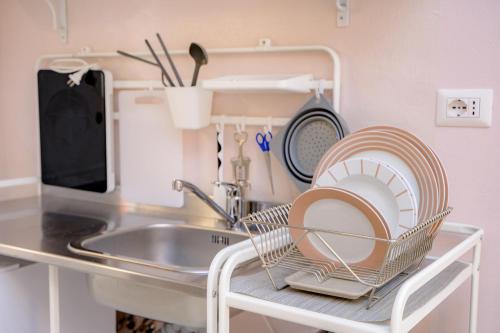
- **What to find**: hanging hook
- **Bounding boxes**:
[242,116,247,132]
[236,117,246,134]
[216,115,225,132]
[315,86,321,101]
[265,116,273,134]
[319,79,325,95]
[315,80,325,101]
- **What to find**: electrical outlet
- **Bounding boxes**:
[436,89,493,127]
[446,97,480,118]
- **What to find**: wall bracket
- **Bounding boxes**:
[336,0,350,27]
[44,0,68,43]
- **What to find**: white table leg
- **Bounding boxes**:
[49,265,60,333]
[469,242,481,333]
[218,296,230,333]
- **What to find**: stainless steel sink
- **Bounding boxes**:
[69,223,248,274]
[241,200,277,218]
[68,224,248,327]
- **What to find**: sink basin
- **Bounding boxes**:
[68,223,248,327]
[70,223,247,274]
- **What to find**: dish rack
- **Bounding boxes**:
[241,204,452,308]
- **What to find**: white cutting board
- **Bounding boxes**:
[119,91,184,207]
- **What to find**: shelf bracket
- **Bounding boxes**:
[336,0,350,27]
[44,0,68,43]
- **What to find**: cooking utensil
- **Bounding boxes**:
[271,94,348,192]
[189,43,208,86]
[144,39,175,87]
[117,50,169,87]
[118,91,183,207]
[117,50,158,67]
[231,131,251,192]
[255,130,275,194]
[156,33,184,87]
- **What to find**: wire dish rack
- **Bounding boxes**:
[241,204,452,308]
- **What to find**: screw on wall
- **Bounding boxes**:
[336,0,350,27]
[258,38,272,48]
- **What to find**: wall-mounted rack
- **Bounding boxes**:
[36,41,341,112]
[115,75,333,96]
[0,41,342,191]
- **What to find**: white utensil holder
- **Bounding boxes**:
[165,87,214,129]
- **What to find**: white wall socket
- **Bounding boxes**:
[436,89,493,127]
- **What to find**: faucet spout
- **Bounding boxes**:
[172,179,237,228]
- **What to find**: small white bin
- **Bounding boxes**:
[165,86,214,129]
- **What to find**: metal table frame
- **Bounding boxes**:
[215,222,482,333]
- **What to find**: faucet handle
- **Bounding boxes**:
[212,181,240,195]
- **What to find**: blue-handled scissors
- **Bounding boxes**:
[255,131,274,194]
[256,131,272,152]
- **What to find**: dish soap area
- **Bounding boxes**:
[0,1,497,333]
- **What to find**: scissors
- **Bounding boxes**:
[255,131,274,194]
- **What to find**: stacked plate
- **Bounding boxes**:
[288,125,448,271]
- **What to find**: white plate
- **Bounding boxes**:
[312,130,437,222]
[349,151,420,206]
[289,187,390,269]
[315,158,418,236]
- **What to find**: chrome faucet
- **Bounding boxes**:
[172,179,243,229]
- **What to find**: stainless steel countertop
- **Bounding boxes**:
[0,193,238,291]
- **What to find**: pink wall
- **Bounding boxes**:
[1,0,499,331]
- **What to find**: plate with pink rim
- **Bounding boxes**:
[315,157,418,236]
[356,126,448,233]
[288,187,391,269]
[313,130,438,223]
